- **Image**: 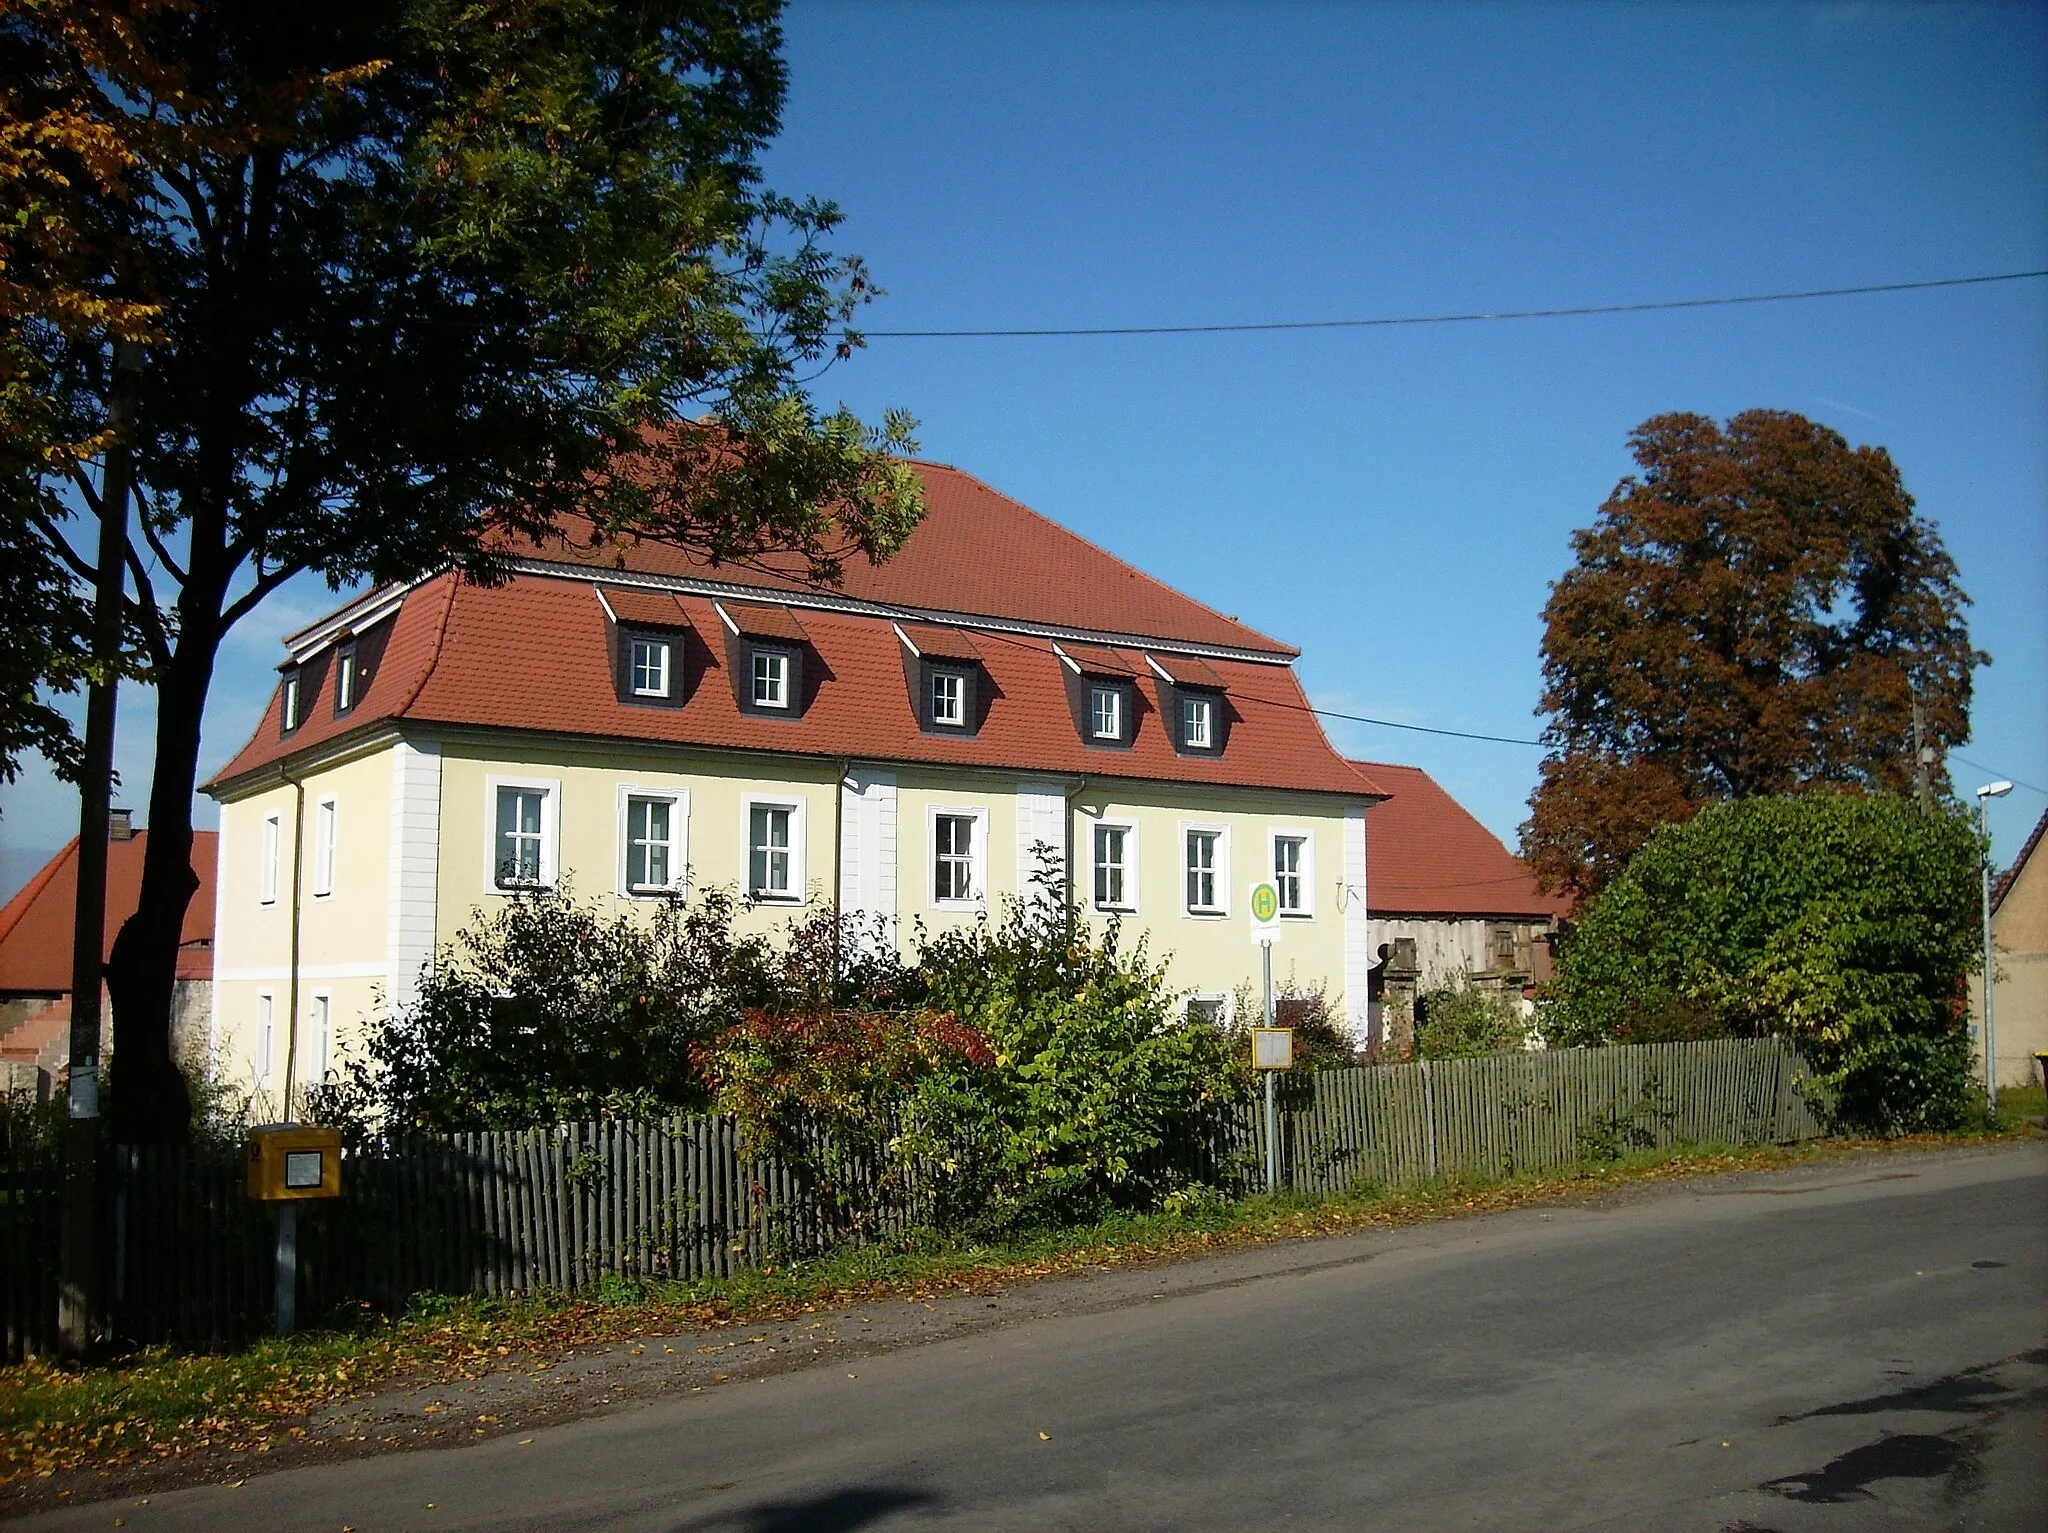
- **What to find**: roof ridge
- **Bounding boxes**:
[0,837,78,950]
[394,573,461,720]
[910,461,1297,657]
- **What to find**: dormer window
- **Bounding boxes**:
[334,643,358,714]
[1089,684,1123,741]
[752,647,791,709]
[630,637,672,698]
[1181,693,1213,749]
[281,672,301,733]
[929,667,968,729]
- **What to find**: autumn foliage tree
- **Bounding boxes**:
[1,0,924,1141]
[1521,410,1984,900]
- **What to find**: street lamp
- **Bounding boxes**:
[1975,781,2014,1113]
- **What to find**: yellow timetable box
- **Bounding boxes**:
[245,1124,343,1201]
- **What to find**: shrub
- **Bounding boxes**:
[1225,979,1359,1069]
[1542,792,1981,1133]
[1413,982,1529,1059]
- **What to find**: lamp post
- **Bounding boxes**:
[1974,781,2013,1113]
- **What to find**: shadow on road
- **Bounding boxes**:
[669,1486,939,1533]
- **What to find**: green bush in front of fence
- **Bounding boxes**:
[1541,792,1982,1135]
[1413,983,1531,1060]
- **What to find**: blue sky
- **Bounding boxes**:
[3,0,2044,896]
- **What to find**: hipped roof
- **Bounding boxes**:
[0,832,217,994]
[1353,761,1571,920]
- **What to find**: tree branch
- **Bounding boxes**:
[137,514,189,586]
[122,547,174,668]
[221,562,298,630]
[26,506,99,586]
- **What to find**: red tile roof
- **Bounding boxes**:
[598,587,690,628]
[0,832,218,995]
[1352,761,1571,919]
[500,460,1295,656]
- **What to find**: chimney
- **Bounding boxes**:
[108,808,134,841]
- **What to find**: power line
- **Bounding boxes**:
[865,269,2048,339]
[1296,702,1542,747]
[1951,754,2048,799]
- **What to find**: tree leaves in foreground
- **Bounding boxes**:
[1522,410,1984,900]
[1,0,923,1140]
[1541,793,1982,1134]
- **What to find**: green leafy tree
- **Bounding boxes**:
[1522,411,1985,900]
[1541,792,1982,1133]
[1,0,922,1140]
[1413,982,1528,1059]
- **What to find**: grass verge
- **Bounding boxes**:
[1,1128,2031,1486]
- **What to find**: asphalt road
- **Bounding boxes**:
[22,1142,2046,1532]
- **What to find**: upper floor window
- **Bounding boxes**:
[752,647,791,710]
[749,801,798,900]
[335,644,358,713]
[493,783,554,889]
[934,812,979,903]
[280,673,301,733]
[1093,822,1134,911]
[630,637,672,699]
[1181,693,1214,750]
[1273,834,1307,913]
[312,797,337,897]
[1089,684,1123,741]
[930,668,967,729]
[625,793,678,893]
[259,811,281,904]
[1185,828,1224,914]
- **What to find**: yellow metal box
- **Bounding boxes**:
[245,1124,343,1201]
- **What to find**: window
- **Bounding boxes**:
[260,812,280,904]
[624,793,680,893]
[1273,834,1307,914]
[1185,827,1224,913]
[335,644,357,713]
[1089,684,1123,741]
[281,673,301,733]
[305,993,330,1085]
[933,813,979,903]
[1181,693,1214,750]
[255,993,275,1090]
[751,648,790,709]
[929,668,966,728]
[1093,822,1135,910]
[748,801,799,900]
[312,797,337,897]
[1185,994,1229,1027]
[629,637,671,698]
[1492,924,1518,970]
[493,784,552,888]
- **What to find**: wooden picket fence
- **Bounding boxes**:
[0,1037,1822,1359]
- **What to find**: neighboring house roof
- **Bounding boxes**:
[1351,761,1571,920]
[208,463,1382,801]
[0,832,218,995]
[1992,807,2046,915]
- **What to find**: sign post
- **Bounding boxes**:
[1248,882,1289,1191]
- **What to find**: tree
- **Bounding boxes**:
[1521,410,1985,900]
[1540,792,1982,1134]
[1,0,924,1141]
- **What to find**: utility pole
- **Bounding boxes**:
[1911,696,1932,809]
[58,340,143,1358]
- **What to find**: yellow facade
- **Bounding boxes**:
[211,731,1367,1105]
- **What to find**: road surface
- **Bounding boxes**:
[20,1142,2046,1531]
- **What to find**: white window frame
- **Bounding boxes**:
[617,785,688,897]
[311,795,338,898]
[1091,818,1139,913]
[929,667,967,729]
[1270,827,1314,917]
[281,672,301,732]
[1181,692,1215,750]
[255,991,276,1091]
[1181,822,1230,917]
[1183,991,1234,1028]
[1089,683,1123,741]
[750,647,792,710]
[305,991,331,1086]
[928,805,988,908]
[485,775,561,893]
[259,811,281,905]
[628,636,672,699]
[335,643,358,713]
[742,794,806,903]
